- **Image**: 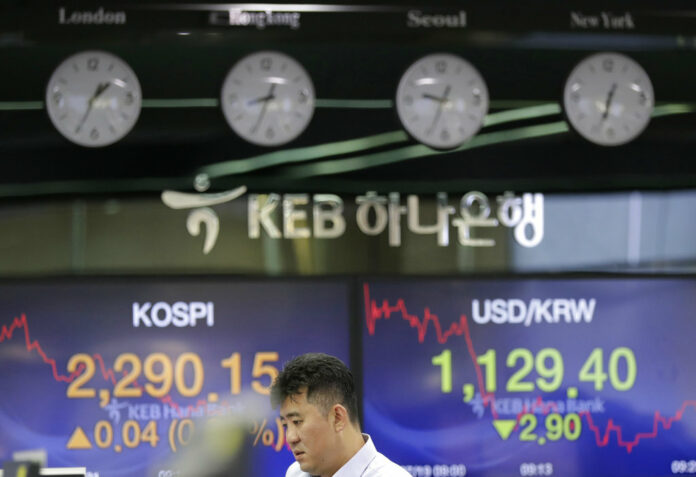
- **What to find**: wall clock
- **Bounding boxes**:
[46,50,142,147]
[396,53,489,149]
[563,52,654,146]
[220,51,315,147]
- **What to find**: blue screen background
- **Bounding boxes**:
[0,279,351,477]
[362,279,696,477]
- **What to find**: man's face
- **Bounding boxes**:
[280,390,337,476]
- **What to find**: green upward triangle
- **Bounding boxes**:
[492,420,516,440]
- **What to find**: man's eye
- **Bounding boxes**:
[293,420,302,425]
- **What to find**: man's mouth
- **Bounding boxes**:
[294,451,305,458]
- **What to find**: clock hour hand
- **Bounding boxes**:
[75,81,111,134]
[250,83,277,134]
[422,92,446,103]
[602,82,618,120]
[92,81,111,99]
[248,91,276,106]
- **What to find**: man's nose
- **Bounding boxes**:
[286,426,300,445]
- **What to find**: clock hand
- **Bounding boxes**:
[602,82,618,120]
[422,92,446,103]
[250,83,277,135]
[248,89,276,106]
[425,84,451,136]
[75,82,111,134]
[94,81,111,98]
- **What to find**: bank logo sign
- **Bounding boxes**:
[161,186,545,255]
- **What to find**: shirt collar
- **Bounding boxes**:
[333,434,377,477]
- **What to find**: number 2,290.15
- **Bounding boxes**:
[66,351,279,399]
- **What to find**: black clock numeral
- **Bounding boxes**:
[298,89,309,104]
[90,128,100,140]
[53,92,63,106]
[440,129,450,142]
[124,92,134,106]
[265,127,275,140]
[435,60,447,74]
[570,92,581,103]
[260,57,272,71]
[87,57,99,71]
[602,58,614,73]
[403,95,413,106]
[472,92,482,107]
[638,91,648,106]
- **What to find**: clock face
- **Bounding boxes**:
[396,53,489,149]
[220,51,315,147]
[45,50,142,147]
[563,52,654,146]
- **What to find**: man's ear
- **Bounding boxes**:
[331,404,350,432]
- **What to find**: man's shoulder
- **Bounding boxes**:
[285,461,309,477]
[366,452,413,476]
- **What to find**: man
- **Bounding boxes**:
[270,353,412,477]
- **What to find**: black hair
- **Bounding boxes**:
[270,353,360,425]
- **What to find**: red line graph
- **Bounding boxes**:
[0,313,208,412]
[363,283,696,453]
[0,314,83,382]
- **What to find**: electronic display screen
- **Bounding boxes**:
[0,279,351,477]
[362,278,696,477]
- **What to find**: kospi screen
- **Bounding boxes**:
[0,279,351,477]
[362,278,696,477]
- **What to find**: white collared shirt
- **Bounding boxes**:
[285,434,412,477]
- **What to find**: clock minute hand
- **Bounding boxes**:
[250,83,277,134]
[75,82,111,134]
[602,82,618,120]
[425,84,451,136]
